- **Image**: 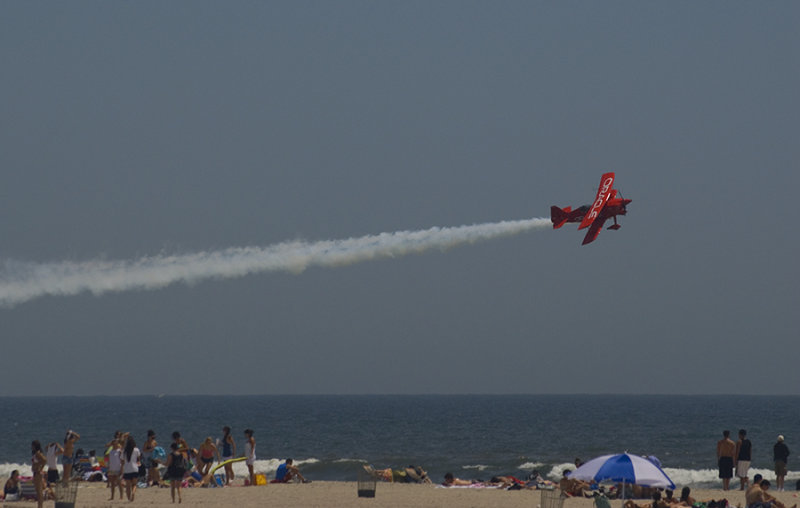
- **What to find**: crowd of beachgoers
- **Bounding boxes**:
[2,426,314,505]
[3,426,796,508]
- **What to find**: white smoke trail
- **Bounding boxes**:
[0,217,551,307]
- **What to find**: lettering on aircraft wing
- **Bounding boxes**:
[586,175,614,222]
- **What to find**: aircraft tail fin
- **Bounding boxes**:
[550,206,571,229]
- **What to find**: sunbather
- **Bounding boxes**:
[362,465,393,482]
[560,470,592,497]
[488,475,528,489]
[443,473,474,486]
[404,465,431,484]
[624,491,671,508]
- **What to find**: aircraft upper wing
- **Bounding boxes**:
[581,215,609,245]
[578,172,615,230]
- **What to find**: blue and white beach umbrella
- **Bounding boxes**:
[569,453,675,490]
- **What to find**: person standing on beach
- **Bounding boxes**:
[31,441,47,508]
[143,430,160,487]
[197,437,219,476]
[220,426,236,486]
[735,428,752,490]
[717,430,736,490]
[62,429,80,482]
[121,436,142,501]
[774,435,790,491]
[243,429,256,486]
[166,443,186,503]
[107,438,124,501]
[45,441,63,485]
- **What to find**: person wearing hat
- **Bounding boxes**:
[774,435,790,491]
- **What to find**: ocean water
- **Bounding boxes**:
[0,395,797,487]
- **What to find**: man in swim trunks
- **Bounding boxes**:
[717,430,736,490]
[45,442,62,484]
[736,429,753,490]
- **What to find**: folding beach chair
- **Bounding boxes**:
[19,480,37,500]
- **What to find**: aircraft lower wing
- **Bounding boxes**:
[581,216,608,245]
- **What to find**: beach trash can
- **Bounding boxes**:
[357,467,377,498]
[54,480,79,508]
[540,488,565,508]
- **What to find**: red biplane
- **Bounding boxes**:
[550,172,631,245]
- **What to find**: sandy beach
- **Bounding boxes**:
[44,483,800,508]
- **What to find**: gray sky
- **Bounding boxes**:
[1,2,798,396]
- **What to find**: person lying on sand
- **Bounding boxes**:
[403,465,431,484]
[362,464,430,483]
[442,472,474,486]
[362,465,393,482]
[488,475,526,489]
[560,470,593,497]
[624,491,671,508]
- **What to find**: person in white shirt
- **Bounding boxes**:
[244,429,256,487]
[45,442,63,484]
[121,436,141,502]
